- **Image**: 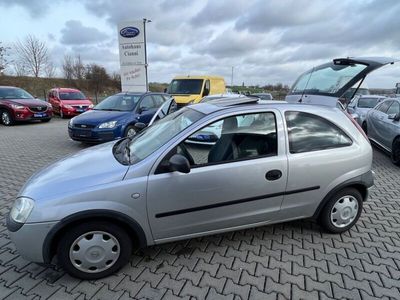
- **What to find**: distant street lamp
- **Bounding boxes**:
[143,18,152,91]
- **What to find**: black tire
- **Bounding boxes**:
[124,125,136,138]
[361,122,368,135]
[41,118,51,123]
[57,221,132,279]
[319,188,363,233]
[391,138,400,166]
[1,110,14,126]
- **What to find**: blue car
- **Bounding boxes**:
[68,92,170,143]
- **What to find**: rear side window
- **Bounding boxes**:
[285,111,352,154]
[376,101,391,113]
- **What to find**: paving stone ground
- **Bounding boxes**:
[0,117,400,299]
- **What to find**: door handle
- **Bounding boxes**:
[265,170,282,181]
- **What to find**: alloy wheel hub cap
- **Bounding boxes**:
[2,112,9,124]
[330,196,358,228]
[69,231,120,273]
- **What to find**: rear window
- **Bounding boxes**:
[358,97,381,108]
[285,111,352,154]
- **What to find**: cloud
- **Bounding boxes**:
[0,0,54,17]
[61,20,109,45]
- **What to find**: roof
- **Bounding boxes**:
[172,75,225,80]
[54,88,82,92]
[0,86,19,89]
[358,95,386,98]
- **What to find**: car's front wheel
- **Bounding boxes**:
[57,221,132,279]
[1,110,14,126]
[319,188,363,233]
[124,125,136,138]
[391,137,400,166]
[361,121,368,135]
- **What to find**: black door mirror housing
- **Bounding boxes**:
[388,113,400,121]
[169,154,190,173]
[134,122,147,131]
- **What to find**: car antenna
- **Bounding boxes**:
[299,67,314,103]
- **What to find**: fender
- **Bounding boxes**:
[312,170,373,220]
[42,209,147,263]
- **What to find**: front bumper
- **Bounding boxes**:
[61,108,89,117]
[7,216,58,263]
[14,110,53,121]
[68,126,123,143]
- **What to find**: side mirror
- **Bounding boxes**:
[134,122,147,131]
[169,154,190,173]
[388,113,400,122]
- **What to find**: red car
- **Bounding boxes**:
[0,86,53,126]
[48,88,94,118]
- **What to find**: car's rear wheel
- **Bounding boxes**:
[1,110,14,126]
[391,138,400,166]
[361,122,368,135]
[125,125,136,138]
[319,188,363,233]
[57,221,132,279]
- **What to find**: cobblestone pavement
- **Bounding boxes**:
[1,118,400,300]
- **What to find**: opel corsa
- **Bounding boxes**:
[8,98,373,279]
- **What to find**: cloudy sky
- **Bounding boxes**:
[1,0,400,88]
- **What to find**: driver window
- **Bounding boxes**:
[139,96,155,111]
[387,101,400,115]
[177,112,277,167]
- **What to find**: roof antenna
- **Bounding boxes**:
[299,67,314,103]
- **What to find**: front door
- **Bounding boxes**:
[147,110,288,241]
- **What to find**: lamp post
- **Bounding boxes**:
[143,18,152,91]
[231,66,234,88]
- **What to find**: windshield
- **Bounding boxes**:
[0,88,34,100]
[94,94,141,111]
[59,91,87,100]
[358,97,382,108]
[167,79,204,95]
[127,108,204,164]
[291,63,367,95]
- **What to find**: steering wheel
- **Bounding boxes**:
[179,143,195,165]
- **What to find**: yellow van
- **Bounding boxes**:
[167,75,226,107]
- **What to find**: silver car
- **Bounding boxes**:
[7,98,373,279]
[364,97,400,165]
[347,95,386,126]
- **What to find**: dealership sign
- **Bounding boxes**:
[118,20,147,92]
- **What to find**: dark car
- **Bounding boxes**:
[0,86,53,126]
[68,92,171,143]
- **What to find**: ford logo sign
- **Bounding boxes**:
[120,27,140,38]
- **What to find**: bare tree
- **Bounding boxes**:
[62,54,74,80]
[13,61,28,76]
[0,42,11,75]
[72,55,85,80]
[85,63,110,103]
[13,35,50,77]
[44,61,56,78]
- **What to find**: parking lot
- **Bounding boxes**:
[0,118,400,300]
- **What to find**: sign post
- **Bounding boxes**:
[117,20,149,92]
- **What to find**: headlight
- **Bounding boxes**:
[63,105,73,109]
[47,103,53,108]
[69,117,76,127]
[10,197,34,223]
[89,104,94,109]
[11,104,26,110]
[99,121,117,129]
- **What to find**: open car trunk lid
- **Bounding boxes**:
[285,57,397,107]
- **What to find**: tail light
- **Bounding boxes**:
[344,111,369,142]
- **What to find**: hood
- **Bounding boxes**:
[72,109,134,126]
[19,142,128,200]
[8,98,49,107]
[60,99,92,106]
[286,56,398,107]
[173,94,202,104]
